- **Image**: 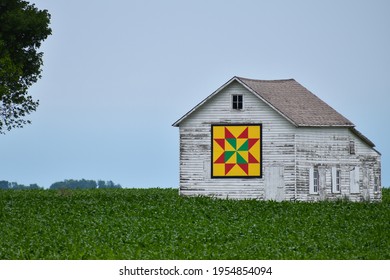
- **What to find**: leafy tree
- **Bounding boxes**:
[0,0,51,133]
[0,180,9,189]
[77,179,97,189]
[28,183,40,189]
[0,180,42,189]
[50,179,97,190]
[50,179,122,189]
[98,180,122,189]
[49,181,64,190]
[97,180,106,189]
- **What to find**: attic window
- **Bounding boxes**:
[349,140,355,155]
[232,95,243,110]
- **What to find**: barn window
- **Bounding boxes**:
[313,168,319,193]
[349,140,355,154]
[232,95,243,110]
[336,170,341,192]
[332,167,341,193]
[374,175,379,192]
[309,167,319,194]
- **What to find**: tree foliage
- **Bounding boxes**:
[50,179,98,190]
[97,180,122,189]
[0,0,51,133]
[49,179,122,190]
[0,180,42,190]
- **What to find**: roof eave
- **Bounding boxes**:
[349,127,380,155]
[172,76,240,127]
[297,124,355,127]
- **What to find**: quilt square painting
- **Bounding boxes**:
[212,124,262,178]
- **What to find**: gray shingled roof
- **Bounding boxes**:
[173,76,377,149]
[236,77,354,127]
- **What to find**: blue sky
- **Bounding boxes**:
[1,0,389,188]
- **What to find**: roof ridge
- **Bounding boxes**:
[235,76,295,83]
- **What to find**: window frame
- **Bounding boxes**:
[336,170,341,192]
[309,166,319,195]
[313,168,319,193]
[232,94,243,110]
[349,140,356,155]
[374,175,379,193]
[332,167,341,193]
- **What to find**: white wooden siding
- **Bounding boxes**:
[295,127,381,201]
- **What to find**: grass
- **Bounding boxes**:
[0,188,389,259]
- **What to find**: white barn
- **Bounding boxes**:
[173,76,381,201]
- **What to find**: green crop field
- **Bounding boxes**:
[0,188,389,260]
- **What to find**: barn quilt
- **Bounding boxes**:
[212,124,262,177]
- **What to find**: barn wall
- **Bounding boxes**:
[177,81,381,201]
[179,81,297,199]
[295,127,381,202]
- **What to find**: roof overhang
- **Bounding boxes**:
[349,127,380,155]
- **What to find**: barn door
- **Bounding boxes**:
[350,166,360,194]
[265,166,285,201]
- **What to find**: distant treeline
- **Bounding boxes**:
[0,181,42,190]
[50,179,122,190]
[0,179,122,190]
